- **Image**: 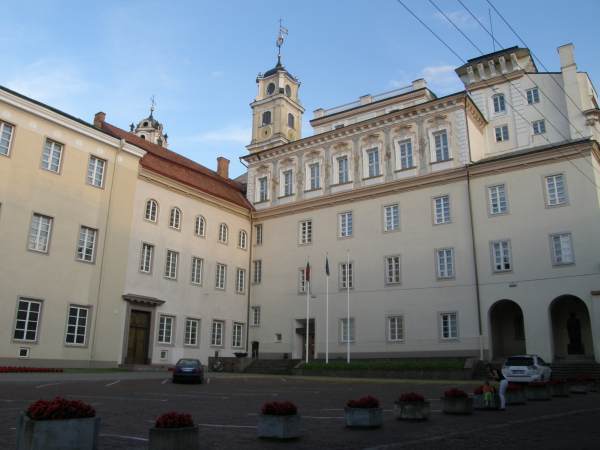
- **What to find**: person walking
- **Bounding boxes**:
[487,364,507,410]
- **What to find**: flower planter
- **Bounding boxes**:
[549,383,569,397]
[442,397,473,415]
[393,401,430,420]
[473,394,500,410]
[257,414,302,439]
[149,425,199,450]
[344,407,383,428]
[525,385,551,401]
[505,389,527,405]
[16,414,100,450]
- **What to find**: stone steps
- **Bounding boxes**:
[551,361,600,379]
[244,359,301,375]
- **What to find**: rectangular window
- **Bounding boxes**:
[87,155,106,188]
[383,204,399,232]
[366,148,380,177]
[298,268,307,293]
[283,170,293,196]
[251,306,261,326]
[140,243,154,273]
[440,312,458,339]
[388,315,404,342]
[164,250,179,280]
[28,213,53,253]
[41,139,63,173]
[433,130,450,161]
[491,240,512,272]
[258,176,268,202]
[339,262,354,289]
[337,155,349,184]
[252,259,262,284]
[495,125,509,142]
[338,211,353,238]
[398,139,413,169]
[184,318,199,346]
[158,315,173,344]
[299,219,312,245]
[232,322,244,348]
[309,162,320,190]
[545,174,567,206]
[488,184,508,215]
[0,121,14,156]
[526,87,540,104]
[76,226,97,263]
[433,195,450,224]
[493,94,506,113]
[13,299,42,341]
[533,119,546,135]
[385,256,401,284]
[436,248,455,279]
[236,268,246,294]
[191,257,204,285]
[340,318,355,343]
[65,306,89,345]
[215,263,227,290]
[211,320,224,346]
[551,233,574,265]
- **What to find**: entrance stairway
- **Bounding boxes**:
[551,360,600,379]
[244,359,301,375]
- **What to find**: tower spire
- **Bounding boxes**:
[276,19,288,66]
[149,95,156,118]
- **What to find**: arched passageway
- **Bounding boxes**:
[550,295,594,360]
[489,299,526,359]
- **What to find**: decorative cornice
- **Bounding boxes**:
[122,293,165,307]
[463,70,525,91]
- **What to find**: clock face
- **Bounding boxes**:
[267,83,276,95]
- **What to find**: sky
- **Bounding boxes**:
[2,0,599,178]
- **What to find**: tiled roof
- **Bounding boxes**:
[100,122,252,210]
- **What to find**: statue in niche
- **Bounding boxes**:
[567,312,584,355]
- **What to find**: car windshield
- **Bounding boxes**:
[505,357,534,367]
[177,359,199,368]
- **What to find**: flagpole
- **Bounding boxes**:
[305,260,310,364]
[325,258,329,365]
[346,250,350,364]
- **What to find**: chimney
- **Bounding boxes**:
[558,43,576,69]
[217,157,230,178]
[411,78,427,90]
[93,112,106,128]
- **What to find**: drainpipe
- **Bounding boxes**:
[245,216,253,356]
[467,168,484,361]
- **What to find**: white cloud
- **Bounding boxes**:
[4,59,90,105]
[433,10,478,28]
[390,64,463,95]
[186,124,251,145]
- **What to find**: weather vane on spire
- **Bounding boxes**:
[149,95,156,117]
[276,19,288,63]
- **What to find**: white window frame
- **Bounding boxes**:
[383,204,400,232]
[340,317,355,343]
[238,230,248,249]
[41,138,63,173]
[336,155,350,184]
[385,255,401,285]
[194,215,206,237]
[433,195,450,225]
[28,213,53,253]
[251,306,261,326]
[164,250,179,280]
[494,125,509,142]
[387,315,404,342]
[253,260,262,284]
[232,322,244,348]
[140,242,154,273]
[526,87,540,104]
[308,162,321,190]
[491,240,512,272]
[191,256,204,285]
[218,223,229,244]
[236,268,246,294]
[0,121,14,157]
[65,305,90,346]
[338,211,353,238]
[299,219,312,245]
[545,174,568,207]
[492,93,506,114]
[365,147,381,178]
[397,139,414,170]
[211,320,224,347]
[282,169,293,197]
[169,207,182,230]
[157,315,174,344]
[298,267,307,294]
[436,248,455,279]
[76,226,98,263]
[184,318,199,346]
[339,262,354,290]
[87,155,106,188]
[255,224,263,246]
[215,263,227,290]
[257,176,268,202]
[488,184,508,215]
[550,233,575,265]
[145,199,158,223]
[440,312,459,340]
[433,130,450,162]
[532,119,546,135]
[13,298,42,342]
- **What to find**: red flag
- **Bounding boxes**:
[305,262,310,283]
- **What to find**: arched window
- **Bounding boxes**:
[140,135,146,140]
[169,207,182,230]
[143,121,149,127]
[238,230,248,249]
[288,113,295,129]
[144,199,158,222]
[218,223,229,243]
[195,215,206,237]
[262,111,272,126]
[285,85,292,97]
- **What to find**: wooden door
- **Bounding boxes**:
[126,310,150,364]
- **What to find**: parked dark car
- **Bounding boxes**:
[172,358,204,384]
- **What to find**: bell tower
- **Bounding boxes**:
[247,22,304,153]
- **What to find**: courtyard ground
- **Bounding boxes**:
[0,371,599,449]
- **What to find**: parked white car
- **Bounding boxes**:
[502,355,552,382]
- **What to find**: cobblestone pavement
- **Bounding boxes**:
[0,372,598,449]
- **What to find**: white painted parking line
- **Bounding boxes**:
[100,433,149,442]
[197,423,256,429]
[303,415,344,419]
[321,408,344,411]
[280,377,287,382]
[72,394,168,402]
[35,382,62,389]
[105,380,120,387]
[161,378,169,385]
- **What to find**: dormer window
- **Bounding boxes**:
[288,113,295,129]
[493,94,506,114]
[266,83,276,95]
[143,121,149,127]
[262,111,272,126]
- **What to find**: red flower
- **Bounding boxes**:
[443,388,468,398]
[347,395,380,409]
[26,397,95,421]
[155,412,194,429]
[506,383,523,392]
[528,381,548,387]
[261,401,298,416]
[548,379,566,385]
[398,392,425,403]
